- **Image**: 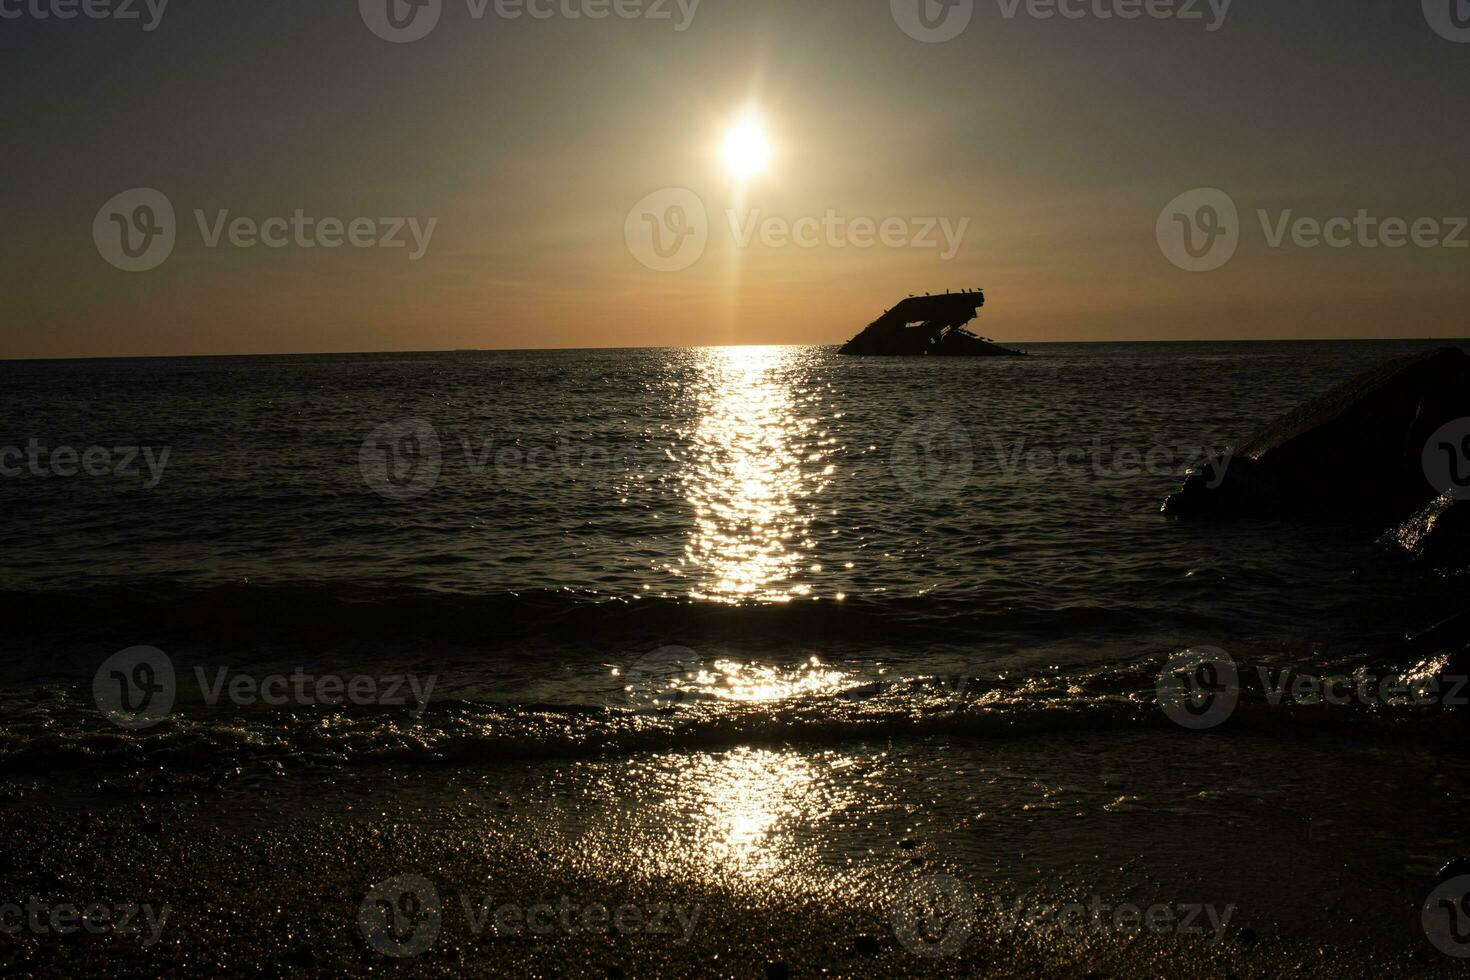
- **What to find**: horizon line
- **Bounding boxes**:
[2,336,1468,365]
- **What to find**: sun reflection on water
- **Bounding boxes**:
[632,655,863,706]
[680,346,833,602]
[696,658,851,702]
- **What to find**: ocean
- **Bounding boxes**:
[3,340,1469,969]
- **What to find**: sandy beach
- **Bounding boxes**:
[6,724,1468,977]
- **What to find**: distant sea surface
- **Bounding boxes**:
[1,340,1466,776]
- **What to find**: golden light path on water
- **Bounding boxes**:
[679,345,834,603]
[643,342,865,709]
[689,657,852,702]
[602,348,877,892]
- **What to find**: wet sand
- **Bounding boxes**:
[3,730,1467,977]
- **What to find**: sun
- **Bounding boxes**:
[721,113,772,182]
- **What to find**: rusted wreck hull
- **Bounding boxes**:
[839,291,1024,357]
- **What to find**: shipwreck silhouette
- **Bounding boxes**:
[838,290,1024,356]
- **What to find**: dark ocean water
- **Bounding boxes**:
[1,341,1466,777]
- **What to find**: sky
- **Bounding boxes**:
[1,0,1467,358]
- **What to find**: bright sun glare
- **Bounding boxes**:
[721,114,772,181]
